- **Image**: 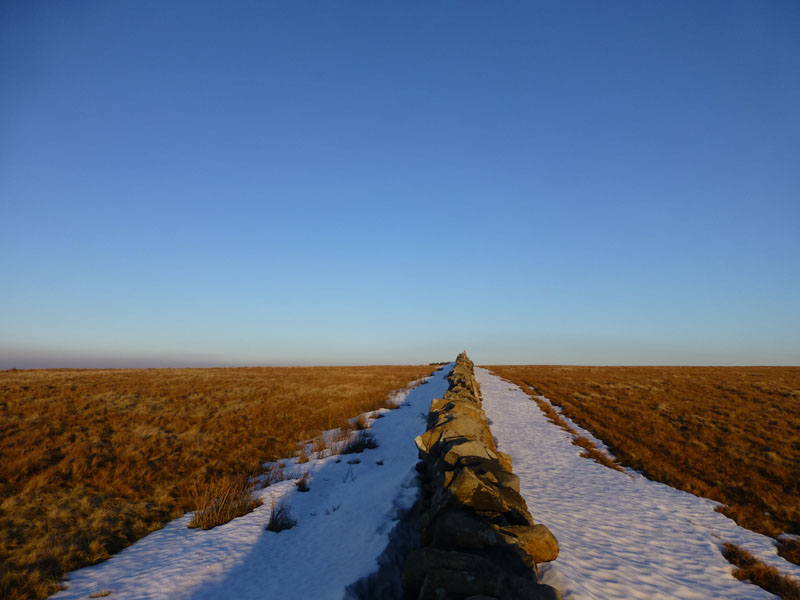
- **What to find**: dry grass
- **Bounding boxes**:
[186,473,262,530]
[265,500,296,533]
[0,364,433,600]
[489,366,800,564]
[340,430,378,455]
[780,539,800,565]
[295,471,311,493]
[722,543,800,599]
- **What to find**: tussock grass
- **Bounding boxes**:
[187,473,261,530]
[490,365,800,567]
[311,437,328,455]
[341,430,378,454]
[780,539,800,566]
[265,501,296,532]
[295,472,311,493]
[722,543,800,599]
[296,445,311,464]
[0,364,433,599]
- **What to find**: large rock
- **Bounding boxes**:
[403,547,498,596]
[443,450,521,493]
[442,440,498,467]
[431,401,489,428]
[496,524,560,564]
[430,398,456,414]
[448,467,533,526]
[417,568,561,600]
[426,510,503,550]
[417,414,495,456]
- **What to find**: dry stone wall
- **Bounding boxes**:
[402,352,561,600]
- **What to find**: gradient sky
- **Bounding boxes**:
[2,1,799,367]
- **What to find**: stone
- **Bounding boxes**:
[504,576,562,600]
[448,468,533,526]
[430,398,455,413]
[427,510,503,550]
[417,569,499,600]
[497,451,513,472]
[444,453,521,493]
[403,547,499,595]
[496,524,560,564]
[442,440,498,467]
[427,404,489,432]
[497,471,521,493]
[417,569,560,600]
[407,352,561,600]
[417,415,494,457]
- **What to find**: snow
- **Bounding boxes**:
[53,364,453,600]
[476,367,800,600]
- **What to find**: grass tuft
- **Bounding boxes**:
[187,474,261,530]
[296,446,311,464]
[265,501,296,532]
[296,472,311,493]
[341,431,378,455]
[722,543,800,599]
[779,539,800,565]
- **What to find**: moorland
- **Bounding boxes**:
[489,365,800,570]
[0,365,433,600]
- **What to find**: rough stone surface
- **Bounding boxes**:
[497,524,560,564]
[442,440,498,466]
[426,510,502,550]
[418,414,495,455]
[497,451,513,472]
[403,352,561,600]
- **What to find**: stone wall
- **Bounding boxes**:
[402,352,561,600]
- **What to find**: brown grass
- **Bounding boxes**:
[187,473,262,530]
[340,430,378,454]
[780,539,800,565]
[722,543,800,599]
[0,364,433,599]
[488,366,800,564]
[265,500,296,533]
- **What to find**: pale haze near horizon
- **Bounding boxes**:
[2,1,799,368]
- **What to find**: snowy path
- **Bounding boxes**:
[53,365,452,600]
[476,367,800,600]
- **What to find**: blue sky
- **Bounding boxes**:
[1,1,799,367]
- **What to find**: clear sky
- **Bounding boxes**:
[1,1,799,367]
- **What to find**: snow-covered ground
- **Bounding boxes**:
[477,367,800,600]
[53,364,452,600]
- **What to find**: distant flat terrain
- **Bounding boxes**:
[488,365,800,565]
[0,365,433,600]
